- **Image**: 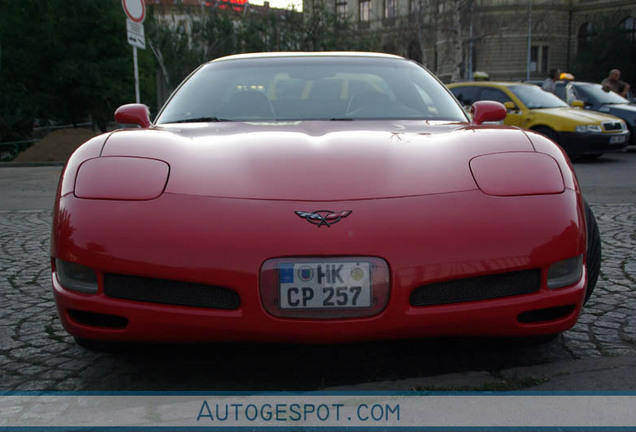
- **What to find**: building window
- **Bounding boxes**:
[577,22,594,55]
[336,0,347,22]
[621,17,636,42]
[359,0,370,21]
[385,0,396,18]
[530,45,548,74]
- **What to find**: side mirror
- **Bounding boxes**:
[503,101,517,111]
[571,100,584,108]
[471,100,507,125]
[115,104,151,128]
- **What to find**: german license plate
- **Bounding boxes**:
[610,135,626,144]
[279,261,371,309]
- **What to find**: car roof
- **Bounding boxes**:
[210,51,406,63]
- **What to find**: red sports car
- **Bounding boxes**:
[51,52,601,348]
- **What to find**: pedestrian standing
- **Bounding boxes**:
[542,69,560,93]
[601,69,630,97]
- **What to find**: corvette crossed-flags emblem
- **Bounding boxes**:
[294,210,352,227]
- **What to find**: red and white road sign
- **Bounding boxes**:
[122,0,145,23]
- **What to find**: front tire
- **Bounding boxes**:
[584,201,601,303]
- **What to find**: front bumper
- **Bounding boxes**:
[51,190,587,343]
[557,130,629,157]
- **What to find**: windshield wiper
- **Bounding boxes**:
[327,118,354,121]
[171,117,227,123]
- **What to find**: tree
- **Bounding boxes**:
[398,0,476,79]
[300,0,379,51]
[145,2,244,104]
[145,0,380,107]
[572,19,636,86]
[0,0,155,136]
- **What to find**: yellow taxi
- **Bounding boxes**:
[448,81,629,159]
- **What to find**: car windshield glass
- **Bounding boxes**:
[156,56,468,123]
[508,85,570,109]
[574,83,629,105]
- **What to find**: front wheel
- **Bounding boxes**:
[584,201,601,303]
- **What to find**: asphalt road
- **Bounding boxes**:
[0,164,62,211]
[0,150,635,391]
[571,151,636,204]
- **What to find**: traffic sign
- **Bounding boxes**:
[126,19,146,49]
[122,0,145,23]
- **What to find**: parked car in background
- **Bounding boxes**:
[448,81,629,159]
[553,81,636,147]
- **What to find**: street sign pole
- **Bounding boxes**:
[122,0,146,104]
[133,46,140,104]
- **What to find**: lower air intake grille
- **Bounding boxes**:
[410,269,541,306]
[68,309,128,329]
[104,274,240,309]
[602,121,623,131]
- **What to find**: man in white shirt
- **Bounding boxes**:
[542,69,560,93]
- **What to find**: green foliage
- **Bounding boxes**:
[145,3,240,93]
[0,0,382,139]
[145,1,381,102]
[0,0,155,136]
[571,20,636,86]
[289,0,379,51]
[240,9,303,53]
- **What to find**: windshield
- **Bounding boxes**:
[508,85,570,109]
[573,83,629,105]
[156,56,468,123]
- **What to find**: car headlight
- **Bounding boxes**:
[547,255,583,289]
[75,157,169,200]
[575,125,602,133]
[470,152,564,197]
[55,259,98,294]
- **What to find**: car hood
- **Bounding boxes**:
[536,107,622,125]
[101,121,535,201]
[600,104,636,122]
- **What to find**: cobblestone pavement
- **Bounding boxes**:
[562,204,636,358]
[1,204,635,391]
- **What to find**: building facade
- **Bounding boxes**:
[308,0,636,83]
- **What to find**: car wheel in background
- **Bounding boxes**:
[533,126,559,144]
